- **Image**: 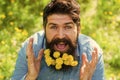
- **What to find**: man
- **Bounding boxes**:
[11,0,104,80]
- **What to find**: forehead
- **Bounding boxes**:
[47,14,73,24]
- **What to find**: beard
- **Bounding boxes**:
[45,37,78,71]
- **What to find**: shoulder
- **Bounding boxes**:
[78,34,103,55]
[78,34,99,47]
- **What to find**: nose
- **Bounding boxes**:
[57,28,65,39]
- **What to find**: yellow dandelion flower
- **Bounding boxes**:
[45,57,52,66]
[44,49,50,55]
[10,22,14,26]
[53,51,60,58]
[70,61,78,66]
[44,54,49,59]
[0,75,4,79]
[51,59,56,65]
[112,21,116,25]
[44,52,50,57]
[14,27,22,32]
[22,30,28,36]
[109,11,112,15]
[62,53,68,60]
[44,50,78,70]
[40,12,43,16]
[68,55,74,62]
[91,33,96,38]
[8,11,13,16]
[1,41,5,45]
[55,64,62,70]
[64,60,70,65]
[45,55,51,59]
[56,58,63,65]
[1,14,6,19]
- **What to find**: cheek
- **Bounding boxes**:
[45,30,55,43]
[67,31,78,43]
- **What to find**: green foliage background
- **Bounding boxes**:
[0,0,120,80]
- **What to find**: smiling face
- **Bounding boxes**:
[45,14,80,54]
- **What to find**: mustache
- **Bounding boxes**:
[49,38,73,48]
[46,37,77,54]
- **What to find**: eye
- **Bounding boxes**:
[65,25,72,30]
[50,25,57,29]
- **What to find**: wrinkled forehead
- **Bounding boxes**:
[47,14,74,24]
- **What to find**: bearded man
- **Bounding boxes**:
[11,0,104,80]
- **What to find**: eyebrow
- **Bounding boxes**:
[48,22,74,26]
[48,23,56,26]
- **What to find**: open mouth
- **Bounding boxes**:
[54,42,69,52]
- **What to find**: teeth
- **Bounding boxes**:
[59,42,64,44]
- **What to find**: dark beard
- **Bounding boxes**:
[45,37,77,71]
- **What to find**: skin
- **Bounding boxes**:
[80,48,98,80]
[26,38,44,80]
[25,14,98,80]
[45,14,79,53]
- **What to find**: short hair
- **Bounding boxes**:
[43,0,80,28]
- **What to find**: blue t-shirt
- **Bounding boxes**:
[11,31,104,80]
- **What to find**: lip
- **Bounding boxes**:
[54,42,69,52]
